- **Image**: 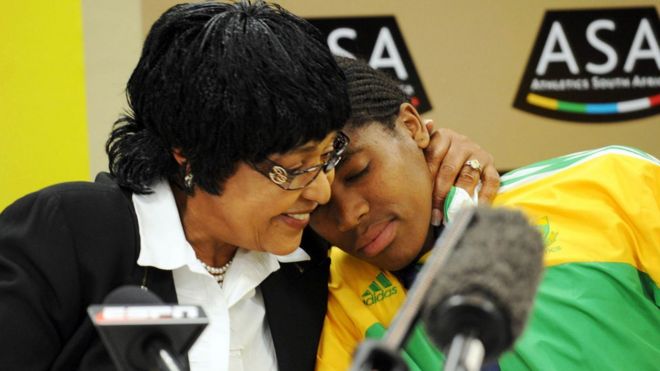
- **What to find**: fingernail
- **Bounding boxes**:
[431,208,442,226]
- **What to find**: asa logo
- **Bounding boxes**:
[361,272,399,306]
[513,7,660,122]
[308,16,432,114]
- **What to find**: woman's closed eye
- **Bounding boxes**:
[319,150,334,163]
[343,164,370,183]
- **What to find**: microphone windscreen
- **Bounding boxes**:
[103,285,162,305]
[423,207,544,352]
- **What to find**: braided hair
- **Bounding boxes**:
[336,56,408,130]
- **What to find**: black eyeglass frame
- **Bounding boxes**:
[249,131,350,190]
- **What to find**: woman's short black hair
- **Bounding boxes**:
[107,1,350,194]
[336,56,408,130]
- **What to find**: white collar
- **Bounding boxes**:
[132,180,311,270]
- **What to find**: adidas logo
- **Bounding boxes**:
[361,272,399,306]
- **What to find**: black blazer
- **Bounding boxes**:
[0,174,329,370]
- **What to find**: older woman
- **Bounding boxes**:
[0,2,349,370]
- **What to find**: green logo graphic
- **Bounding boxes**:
[537,216,561,253]
[362,272,399,306]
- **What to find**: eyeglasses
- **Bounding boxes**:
[250,132,350,190]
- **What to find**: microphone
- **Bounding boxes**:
[87,285,209,371]
[349,207,544,371]
[423,207,544,371]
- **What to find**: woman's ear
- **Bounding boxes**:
[172,148,187,166]
[397,102,429,149]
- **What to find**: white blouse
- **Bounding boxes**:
[133,180,309,371]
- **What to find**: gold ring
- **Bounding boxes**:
[465,159,482,172]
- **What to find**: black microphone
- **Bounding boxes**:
[349,207,543,371]
[87,285,209,371]
[422,207,544,371]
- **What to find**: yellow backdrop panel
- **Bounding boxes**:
[0,1,89,210]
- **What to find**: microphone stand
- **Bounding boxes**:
[145,338,185,371]
[349,208,476,371]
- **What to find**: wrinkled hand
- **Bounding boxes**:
[423,120,500,225]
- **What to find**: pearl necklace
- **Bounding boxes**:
[198,258,233,285]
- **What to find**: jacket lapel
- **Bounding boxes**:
[261,229,331,371]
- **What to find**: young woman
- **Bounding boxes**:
[311,57,660,370]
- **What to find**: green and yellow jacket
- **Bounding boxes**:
[317,145,660,371]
